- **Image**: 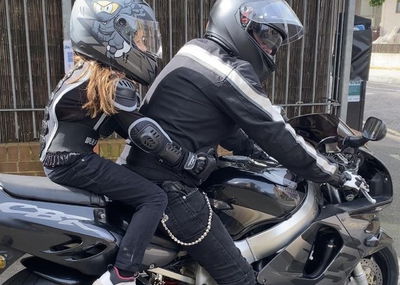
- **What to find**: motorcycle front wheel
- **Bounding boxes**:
[348,246,399,285]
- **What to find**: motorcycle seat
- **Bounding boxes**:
[0,173,106,207]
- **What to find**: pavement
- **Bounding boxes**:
[364,81,400,285]
[364,81,400,257]
[369,68,400,85]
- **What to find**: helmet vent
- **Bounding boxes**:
[119,79,134,90]
[117,18,127,27]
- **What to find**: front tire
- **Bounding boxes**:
[349,246,399,285]
[370,246,399,285]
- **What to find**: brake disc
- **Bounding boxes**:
[360,258,383,285]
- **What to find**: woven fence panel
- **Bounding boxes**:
[0,0,64,143]
[0,0,342,143]
[264,0,342,117]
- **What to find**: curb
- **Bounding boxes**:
[387,128,400,138]
[370,66,400,71]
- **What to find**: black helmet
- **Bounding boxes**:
[205,0,303,80]
[70,0,162,85]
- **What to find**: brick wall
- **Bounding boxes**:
[0,139,126,176]
[0,139,231,177]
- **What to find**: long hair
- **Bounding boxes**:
[73,55,128,118]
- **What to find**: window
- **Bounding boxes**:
[397,0,400,13]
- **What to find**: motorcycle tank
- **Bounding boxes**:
[204,157,305,239]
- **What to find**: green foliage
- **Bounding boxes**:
[369,0,385,7]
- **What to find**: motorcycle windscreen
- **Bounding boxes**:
[288,114,356,146]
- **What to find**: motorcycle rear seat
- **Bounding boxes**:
[0,173,106,207]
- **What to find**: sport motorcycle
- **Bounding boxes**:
[0,113,398,285]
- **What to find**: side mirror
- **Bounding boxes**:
[363,117,387,141]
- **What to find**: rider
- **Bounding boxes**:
[120,0,365,284]
[40,1,213,284]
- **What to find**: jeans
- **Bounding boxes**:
[161,181,256,285]
[45,153,167,273]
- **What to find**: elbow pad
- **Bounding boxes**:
[114,79,138,112]
[128,118,187,167]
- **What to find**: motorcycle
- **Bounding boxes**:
[0,113,398,285]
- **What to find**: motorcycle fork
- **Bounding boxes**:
[351,262,369,285]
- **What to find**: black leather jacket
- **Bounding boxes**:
[123,38,341,186]
[40,61,191,171]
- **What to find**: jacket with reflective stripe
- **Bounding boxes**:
[126,38,340,185]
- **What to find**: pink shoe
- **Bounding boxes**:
[92,267,136,285]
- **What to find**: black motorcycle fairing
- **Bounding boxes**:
[336,212,388,259]
[0,190,119,276]
[357,149,393,199]
[257,216,358,284]
[0,173,106,207]
[0,245,24,275]
[21,256,95,284]
[256,188,394,284]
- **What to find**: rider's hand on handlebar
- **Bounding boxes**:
[185,149,217,184]
[341,171,367,190]
[339,171,367,201]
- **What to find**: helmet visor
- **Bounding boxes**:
[247,23,283,56]
[239,0,304,45]
[115,15,163,59]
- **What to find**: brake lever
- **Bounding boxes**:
[360,183,376,204]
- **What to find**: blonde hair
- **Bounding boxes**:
[72,55,130,118]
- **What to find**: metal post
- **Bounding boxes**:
[42,0,52,97]
[271,70,276,104]
[24,0,37,138]
[297,0,307,116]
[334,1,344,100]
[185,0,188,43]
[62,0,72,40]
[311,0,321,114]
[169,0,173,59]
[326,0,338,113]
[285,43,291,106]
[200,0,204,36]
[285,0,292,107]
[338,0,355,121]
[5,0,19,140]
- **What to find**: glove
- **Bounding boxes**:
[339,171,367,201]
[184,150,217,183]
[342,171,366,189]
[249,144,270,161]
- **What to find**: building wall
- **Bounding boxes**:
[355,0,382,29]
[380,0,400,35]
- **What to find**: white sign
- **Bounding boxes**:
[63,40,74,74]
